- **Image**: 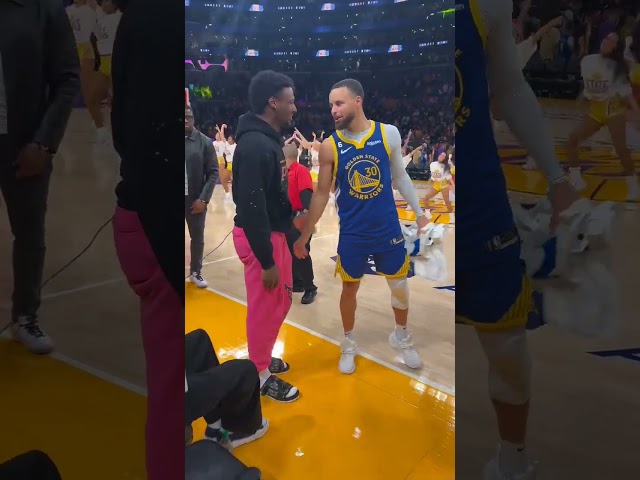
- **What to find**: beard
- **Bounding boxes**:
[335,111,355,130]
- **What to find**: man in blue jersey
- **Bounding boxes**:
[455,0,580,478]
[293,79,429,374]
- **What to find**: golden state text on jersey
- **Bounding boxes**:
[330,121,402,246]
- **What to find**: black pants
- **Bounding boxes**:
[184,196,206,274]
[185,329,262,434]
[0,138,52,320]
[285,227,316,291]
[0,451,62,480]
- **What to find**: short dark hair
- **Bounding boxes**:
[248,70,295,114]
[331,79,365,99]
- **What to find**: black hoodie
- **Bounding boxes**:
[233,112,293,270]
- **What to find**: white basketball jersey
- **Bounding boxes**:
[214,141,225,159]
[581,54,631,101]
[66,4,97,44]
[95,9,122,56]
[226,143,236,163]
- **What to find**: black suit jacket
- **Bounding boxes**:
[0,0,80,154]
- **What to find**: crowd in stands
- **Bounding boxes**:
[189,67,453,173]
[515,0,638,97]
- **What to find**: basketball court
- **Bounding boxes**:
[0,108,454,479]
[455,99,640,478]
[186,176,455,478]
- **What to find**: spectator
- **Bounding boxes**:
[283,143,317,305]
[0,0,80,354]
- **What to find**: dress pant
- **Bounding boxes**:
[285,227,316,292]
[184,196,206,274]
[0,136,51,320]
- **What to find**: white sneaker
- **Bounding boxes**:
[388,331,423,369]
[569,170,587,190]
[224,192,234,204]
[448,212,455,224]
[483,456,538,480]
[205,418,270,450]
[625,176,638,201]
[522,157,537,170]
[338,336,358,374]
[95,126,110,145]
[190,273,208,288]
[11,316,54,355]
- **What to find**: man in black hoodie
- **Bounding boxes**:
[110,1,185,479]
[232,70,301,404]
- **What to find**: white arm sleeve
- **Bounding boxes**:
[384,124,424,216]
[483,0,565,183]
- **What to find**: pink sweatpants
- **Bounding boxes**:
[233,227,293,372]
[113,207,184,480]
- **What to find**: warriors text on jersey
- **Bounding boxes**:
[330,121,401,247]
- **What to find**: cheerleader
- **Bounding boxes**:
[66,1,100,136]
[88,0,122,145]
[214,124,233,203]
[567,32,640,200]
[423,148,454,223]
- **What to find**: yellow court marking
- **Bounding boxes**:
[500,150,640,202]
[185,285,454,480]
[0,339,146,480]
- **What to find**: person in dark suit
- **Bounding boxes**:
[184,104,218,289]
[0,0,80,355]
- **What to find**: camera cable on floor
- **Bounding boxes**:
[1,222,234,334]
[184,230,233,281]
[0,216,114,335]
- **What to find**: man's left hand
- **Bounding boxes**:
[191,199,207,214]
[15,143,52,178]
[416,213,429,233]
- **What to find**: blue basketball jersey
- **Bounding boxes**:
[455,0,517,268]
[330,121,401,247]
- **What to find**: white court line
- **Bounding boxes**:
[202,255,237,267]
[50,352,146,396]
[41,277,125,300]
[0,331,146,397]
[198,283,455,397]
[0,277,125,310]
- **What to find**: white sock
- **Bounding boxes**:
[569,167,581,176]
[208,420,222,430]
[498,441,528,475]
[395,325,408,340]
[344,330,354,341]
[258,369,271,388]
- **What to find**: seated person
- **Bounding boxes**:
[185,329,269,449]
